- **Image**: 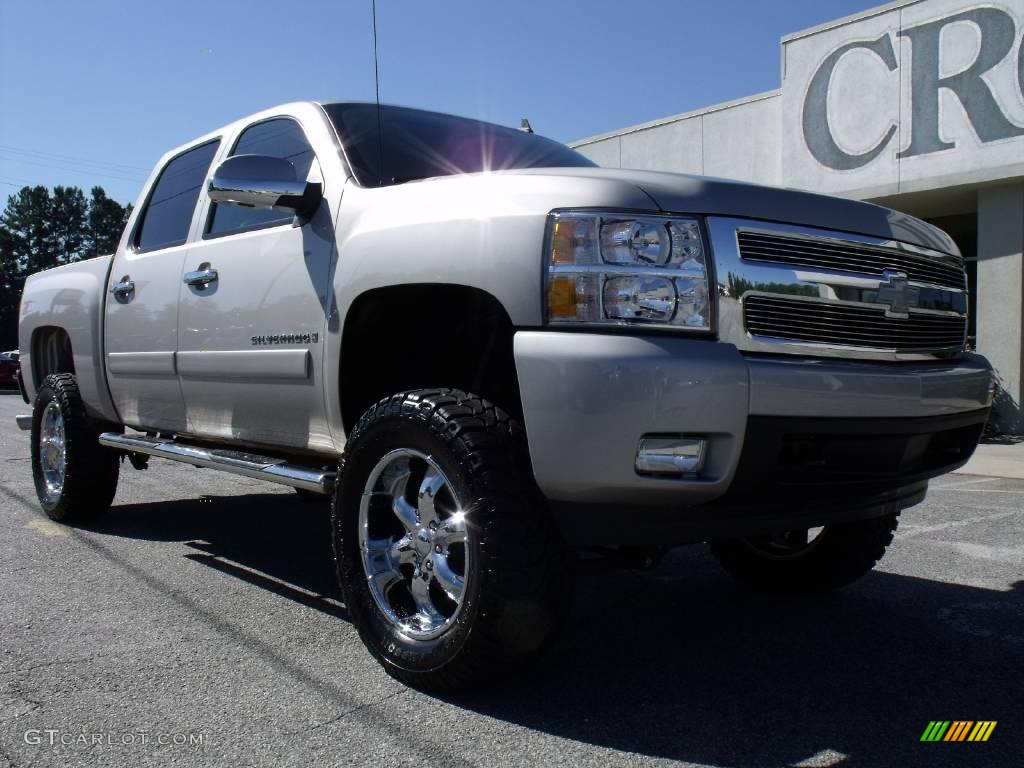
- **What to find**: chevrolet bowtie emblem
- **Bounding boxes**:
[876,270,920,319]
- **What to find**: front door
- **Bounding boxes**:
[104,139,220,432]
[176,117,335,451]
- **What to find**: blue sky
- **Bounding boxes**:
[0,0,883,205]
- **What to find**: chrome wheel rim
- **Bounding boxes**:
[743,526,826,560]
[359,448,469,640]
[38,402,67,503]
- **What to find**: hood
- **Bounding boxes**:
[502,167,958,255]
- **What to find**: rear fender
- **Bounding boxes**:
[18,256,119,422]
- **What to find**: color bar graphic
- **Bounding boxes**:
[921,721,950,741]
[944,721,973,741]
[968,722,997,742]
[921,721,996,742]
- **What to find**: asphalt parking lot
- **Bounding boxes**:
[0,390,1020,768]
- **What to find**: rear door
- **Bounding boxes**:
[176,116,335,450]
[104,139,220,432]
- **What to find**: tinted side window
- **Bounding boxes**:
[207,118,317,236]
[136,141,219,251]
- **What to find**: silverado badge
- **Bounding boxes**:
[251,332,319,345]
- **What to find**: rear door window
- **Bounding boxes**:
[135,140,220,251]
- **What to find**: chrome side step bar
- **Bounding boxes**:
[98,432,334,494]
[15,415,32,431]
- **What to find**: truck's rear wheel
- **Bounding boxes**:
[333,389,570,691]
[31,373,119,523]
[708,513,900,593]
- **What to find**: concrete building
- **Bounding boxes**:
[572,0,1024,433]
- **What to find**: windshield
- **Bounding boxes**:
[322,103,596,187]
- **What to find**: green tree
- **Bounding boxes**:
[0,187,54,350]
[0,224,21,351]
[2,185,55,276]
[85,187,132,259]
[51,185,88,264]
[0,184,131,350]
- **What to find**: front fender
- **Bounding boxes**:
[320,172,657,446]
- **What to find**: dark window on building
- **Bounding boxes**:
[207,118,317,236]
[323,103,596,188]
[135,140,220,251]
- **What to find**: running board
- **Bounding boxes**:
[15,415,32,431]
[98,433,334,494]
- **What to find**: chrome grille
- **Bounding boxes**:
[737,230,966,290]
[743,295,965,352]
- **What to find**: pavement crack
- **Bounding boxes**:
[288,688,409,735]
[2,655,103,676]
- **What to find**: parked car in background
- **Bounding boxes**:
[0,351,19,389]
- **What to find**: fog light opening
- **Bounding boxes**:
[635,436,706,477]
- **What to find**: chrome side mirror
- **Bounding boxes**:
[208,154,321,217]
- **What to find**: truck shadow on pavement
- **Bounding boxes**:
[84,492,347,621]
[454,564,1023,767]
[85,493,1022,768]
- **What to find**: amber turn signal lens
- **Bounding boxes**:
[551,218,596,265]
[548,275,578,318]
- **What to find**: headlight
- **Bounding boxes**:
[545,211,713,331]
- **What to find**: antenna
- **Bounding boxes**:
[371,0,385,185]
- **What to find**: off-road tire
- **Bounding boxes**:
[31,373,119,522]
[708,513,900,593]
[333,388,571,691]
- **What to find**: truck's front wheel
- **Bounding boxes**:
[333,389,570,691]
[708,514,900,593]
[31,373,119,522]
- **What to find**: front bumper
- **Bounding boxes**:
[514,332,991,512]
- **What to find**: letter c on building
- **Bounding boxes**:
[802,33,898,170]
[1019,22,1024,107]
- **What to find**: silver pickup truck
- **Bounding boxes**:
[16,101,993,689]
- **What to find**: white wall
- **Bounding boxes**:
[978,183,1024,432]
[573,93,781,187]
[573,0,1024,200]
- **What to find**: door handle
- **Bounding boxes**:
[109,278,135,298]
[183,268,218,288]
